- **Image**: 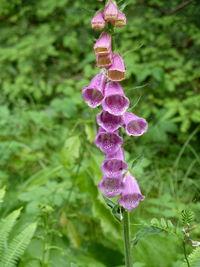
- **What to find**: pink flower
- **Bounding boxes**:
[104,0,118,21]
[82,71,106,108]
[96,52,112,68]
[102,82,129,116]
[118,172,145,211]
[94,127,123,154]
[98,176,124,198]
[97,110,123,132]
[108,53,126,81]
[101,148,128,177]
[123,112,148,136]
[94,32,112,56]
[112,11,127,27]
[91,11,106,30]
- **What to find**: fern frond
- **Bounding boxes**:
[182,247,200,267]
[0,186,6,209]
[0,209,21,257]
[182,210,194,225]
[0,222,37,267]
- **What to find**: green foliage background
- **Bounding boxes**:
[0,0,200,266]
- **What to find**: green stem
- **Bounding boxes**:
[123,210,132,267]
[183,241,190,267]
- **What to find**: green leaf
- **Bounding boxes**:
[1,222,37,267]
[151,67,164,82]
[0,186,6,208]
[150,218,160,227]
[66,219,81,248]
[60,136,80,168]
[102,196,116,209]
[182,210,194,225]
[84,124,96,143]
[182,247,200,267]
[103,196,122,222]
[21,165,63,190]
[132,226,163,246]
[111,205,123,222]
[160,218,167,229]
[0,209,21,257]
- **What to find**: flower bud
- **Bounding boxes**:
[94,32,112,56]
[108,53,126,81]
[91,11,106,30]
[96,52,112,68]
[104,0,118,21]
[112,11,127,27]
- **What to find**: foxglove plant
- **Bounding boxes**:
[82,1,148,266]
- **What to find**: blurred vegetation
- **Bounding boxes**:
[0,0,200,266]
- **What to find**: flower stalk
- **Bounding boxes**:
[123,210,132,267]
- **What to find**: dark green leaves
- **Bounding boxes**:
[132,226,163,246]
[103,196,123,222]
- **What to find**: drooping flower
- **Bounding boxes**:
[96,52,112,68]
[94,32,112,56]
[91,11,106,30]
[94,127,123,154]
[104,0,118,21]
[97,110,123,132]
[108,53,126,81]
[111,11,127,27]
[82,71,106,108]
[123,112,148,136]
[101,148,128,177]
[118,172,145,211]
[102,81,129,116]
[98,175,124,198]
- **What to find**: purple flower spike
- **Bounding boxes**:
[102,82,130,116]
[104,0,118,21]
[82,71,106,108]
[98,176,124,198]
[97,110,123,132]
[94,127,123,154]
[118,172,145,211]
[101,148,128,177]
[94,32,112,56]
[108,53,126,81]
[123,112,148,136]
[112,11,127,27]
[96,52,112,68]
[91,12,106,30]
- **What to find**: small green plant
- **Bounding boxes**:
[130,210,200,266]
[182,247,200,267]
[0,187,37,267]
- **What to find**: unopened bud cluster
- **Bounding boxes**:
[82,0,146,211]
